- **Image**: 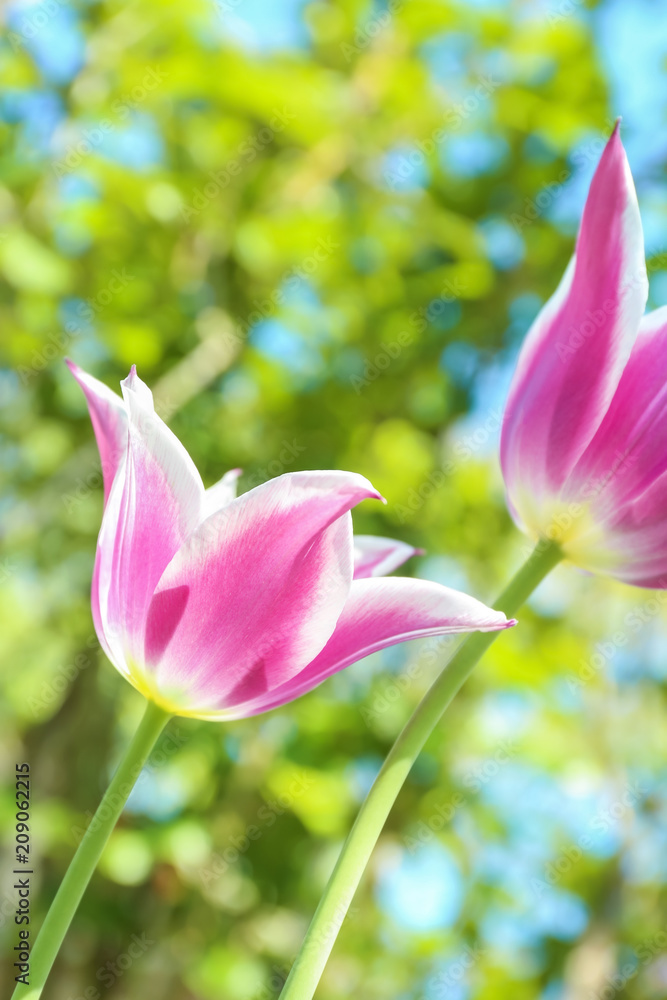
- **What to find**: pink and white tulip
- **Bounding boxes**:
[69,361,514,720]
[501,123,667,588]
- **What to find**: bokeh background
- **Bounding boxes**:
[2,0,667,997]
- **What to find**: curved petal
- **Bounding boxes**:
[93,366,204,677]
[142,471,384,711]
[214,577,516,720]
[501,124,647,535]
[353,535,422,579]
[564,306,667,525]
[66,359,128,504]
[202,468,242,519]
[576,467,667,587]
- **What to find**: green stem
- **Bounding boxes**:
[11,699,171,1000]
[280,538,563,1000]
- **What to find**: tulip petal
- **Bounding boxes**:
[553,307,667,585]
[93,367,204,676]
[202,468,242,519]
[66,359,128,504]
[143,471,384,710]
[501,125,647,534]
[218,577,515,719]
[353,534,422,578]
[564,306,667,523]
[579,466,667,587]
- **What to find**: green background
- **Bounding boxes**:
[1,0,667,998]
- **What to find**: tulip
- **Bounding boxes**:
[68,361,514,721]
[20,363,516,1000]
[501,123,667,587]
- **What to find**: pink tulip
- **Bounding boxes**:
[501,123,667,587]
[68,361,514,719]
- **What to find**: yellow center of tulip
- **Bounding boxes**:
[126,661,203,718]
[521,496,615,573]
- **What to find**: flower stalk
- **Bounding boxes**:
[279,538,563,1000]
[11,700,171,1000]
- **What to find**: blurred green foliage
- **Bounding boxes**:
[1,1,667,999]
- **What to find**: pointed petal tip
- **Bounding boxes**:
[480,614,517,632]
[601,118,630,172]
[65,357,84,380]
[121,363,139,387]
[357,478,385,505]
[588,118,628,184]
[120,364,155,410]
